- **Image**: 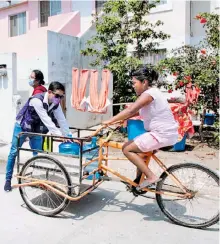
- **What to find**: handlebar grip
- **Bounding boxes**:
[90,121,123,137]
[90,125,107,137]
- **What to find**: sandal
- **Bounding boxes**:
[136,178,162,191]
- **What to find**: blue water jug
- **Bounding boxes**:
[127,119,147,140]
[83,137,101,159]
[58,134,80,156]
[83,137,103,180]
[84,160,100,180]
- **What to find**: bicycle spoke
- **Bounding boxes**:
[19,156,70,215]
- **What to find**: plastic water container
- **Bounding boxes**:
[84,160,100,180]
[58,134,80,156]
[172,133,187,151]
[204,113,215,125]
[127,119,187,152]
[83,137,100,159]
[83,137,103,180]
[127,119,147,140]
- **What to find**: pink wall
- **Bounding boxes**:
[0,0,81,59]
[56,12,80,37]
[28,1,39,30]
[0,2,28,36]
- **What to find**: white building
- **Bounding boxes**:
[128,0,219,64]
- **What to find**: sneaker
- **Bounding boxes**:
[4,180,12,192]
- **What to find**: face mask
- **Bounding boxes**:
[29,79,35,86]
[51,97,60,105]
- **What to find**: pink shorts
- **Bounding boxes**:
[134,132,177,152]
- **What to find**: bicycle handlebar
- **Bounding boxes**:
[90,121,124,138]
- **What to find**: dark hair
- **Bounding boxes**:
[48,81,65,93]
[32,70,45,85]
[131,65,159,86]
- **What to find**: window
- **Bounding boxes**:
[50,0,61,16]
[95,0,106,15]
[149,0,167,5]
[9,12,26,37]
[40,1,50,27]
[142,49,167,65]
[39,0,61,27]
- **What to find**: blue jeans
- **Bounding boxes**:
[6,122,42,181]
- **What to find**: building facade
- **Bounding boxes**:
[0,0,113,142]
[0,0,219,142]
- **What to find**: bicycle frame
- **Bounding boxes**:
[92,138,190,198]
[14,127,192,201]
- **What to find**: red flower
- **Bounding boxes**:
[186,82,192,88]
[195,14,201,20]
[179,81,184,87]
[173,71,178,76]
[184,76,192,81]
[200,49,206,54]
[200,18,207,24]
[168,89,173,93]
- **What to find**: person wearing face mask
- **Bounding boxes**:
[29,69,47,95]
[4,82,72,192]
[26,70,47,156]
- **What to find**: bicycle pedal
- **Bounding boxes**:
[126,185,132,192]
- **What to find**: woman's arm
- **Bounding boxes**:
[103,93,153,125]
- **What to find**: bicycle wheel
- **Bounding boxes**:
[156,163,219,229]
[19,155,72,216]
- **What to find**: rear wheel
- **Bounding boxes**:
[19,156,72,216]
[156,163,219,228]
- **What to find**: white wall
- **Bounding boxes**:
[127,0,189,53]
[0,53,18,143]
[190,1,211,46]
[127,0,216,53]
[47,30,113,129]
[210,0,220,12]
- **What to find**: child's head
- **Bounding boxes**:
[131,66,159,95]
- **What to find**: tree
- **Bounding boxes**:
[156,12,219,143]
[81,0,170,108]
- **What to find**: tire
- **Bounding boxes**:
[19,155,72,216]
[156,163,219,229]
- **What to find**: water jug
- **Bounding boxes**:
[83,137,100,159]
[58,134,80,156]
[83,137,103,180]
[127,119,147,140]
[84,160,100,180]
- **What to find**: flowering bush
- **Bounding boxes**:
[156,12,219,143]
[156,13,219,113]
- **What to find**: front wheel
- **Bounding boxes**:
[156,163,219,229]
[19,155,72,216]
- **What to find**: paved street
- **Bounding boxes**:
[0,162,219,244]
